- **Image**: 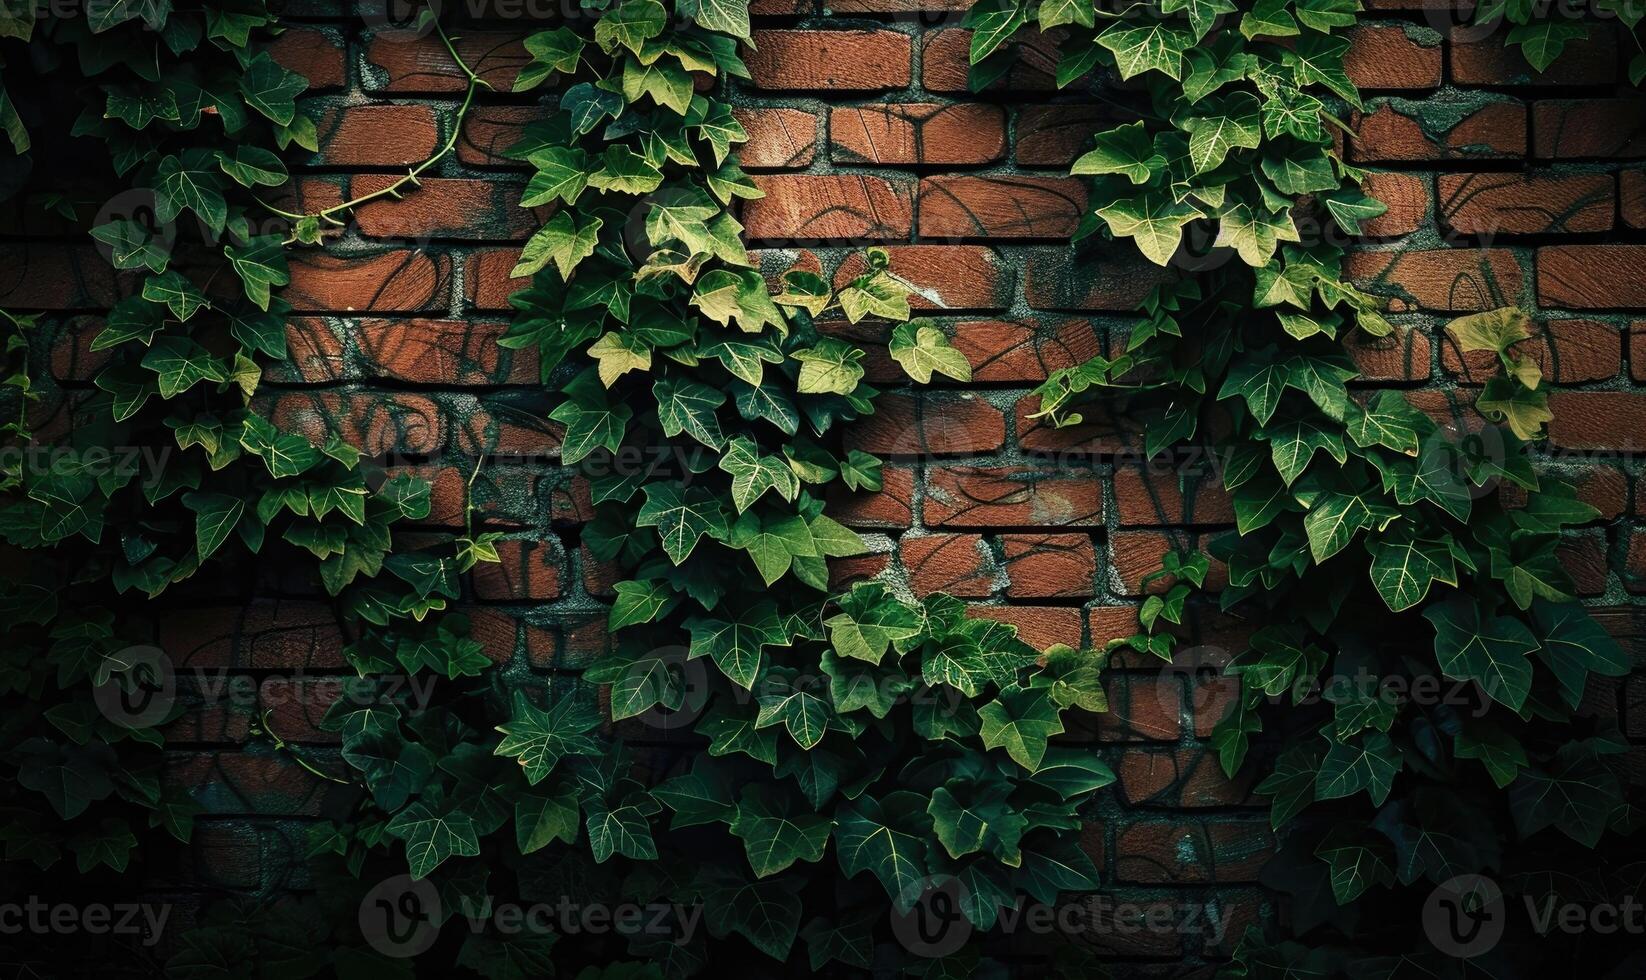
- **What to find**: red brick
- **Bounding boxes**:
[846,392,1006,455]
[1191,676,1241,738]
[746,30,911,91]
[1117,747,1256,807]
[1452,24,1619,86]
[1548,392,1646,452]
[948,319,1100,381]
[1346,326,1432,381]
[1016,398,1145,455]
[1361,172,1429,236]
[258,677,345,744]
[313,106,441,166]
[272,318,349,383]
[1001,533,1096,598]
[1629,533,1646,594]
[268,26,345,89]
[900,533,994,597]
[472,539,562,601]
[159,602,345,670]
[285,251,451,312]
[734,108,818,169]
[0,244,119,309]
[1112,465,1235,527]
[827,465,915,528]
[352,176,538,240]
[1438,172,1613,235]
[1094,674,1182,742]
[355,318,535,384]
[261,391,445,456]
[1110,530,1226,596]
[1089,606,1142,648]
[1345,24,1442,90]
[833,246,1012,311]
[925,465,1103,528]
[830,553,893,590]
[1016,105,1126,166]
[1442,318,1620,384]
[743,174,913,241]
[1633,322,1646,382]
[829,104,1005,165]
[1558,530,1609,596]
[364,30,528,93]
[465,248,523,311]
[918,175,1086,239]
[1349,101,1526,162]
[460,106,549,168]
[1623,170,1646,229]
[1572,465,1628,521]
[1533,99,1646,159]
[455,401,563,457]
[1537,245,1646,308]
[1025,246,1173,310]
[922,29,1056,93]
[1113,820,1274,882]
[166,752,330,816]
[1345,248,1522,312]
[964,605,1084,650]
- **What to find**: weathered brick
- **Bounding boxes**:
[353,176,538,240]
[834,246,1013,311]
[1533,99,1646,159]
[262,391,445,456]
[1548,392,1646,452]
[1361,171,1430,236]
[900,533,995,597]
[1025,246,1173,310]
[1438,171,1613,235]
[743,174,914,240]
[848,392,1007,455]
[1345,326,1433,381]
[460,106,549,167]
[1452,24,1619,86]
[1112,465,1235,527]
[268,26,346,90]
[1113,820,1274,883]
[829,104,1005,164]
[1537,245,1646,308]
[355,318,535,384]
[746,30,912,91]
[948,319,1100,381]
[1117,747,1256,808]
[1001,533,1097,598]
[1015,104,1123,166]
[734,108,818,169]
[364,29,528,93]
[922,28,1056,92]
[285,251,452,312]
[313,106,441,166]
[1349,100,1526,162]
[471,539,562,600]
[1345,248,1523,312]
[964,605,1084,650]
[925,466,1103,528]
[828,465,915,529]
[918,175,1087,239]
[1345,24,1442,90]
[1442,318,1620,384]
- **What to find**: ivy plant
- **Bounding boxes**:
[971,1,1641,975]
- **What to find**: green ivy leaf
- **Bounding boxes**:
[492,691,602,785]
[889,319,971,383]
[1424,596,1538,711]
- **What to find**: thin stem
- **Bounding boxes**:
[258,709,354,785]
[261,9,493,243]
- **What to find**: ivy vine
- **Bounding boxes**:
[969,0,1643,974]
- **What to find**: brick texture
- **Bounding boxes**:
[17,10,1641,972]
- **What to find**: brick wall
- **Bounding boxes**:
[8,0,1646,971]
